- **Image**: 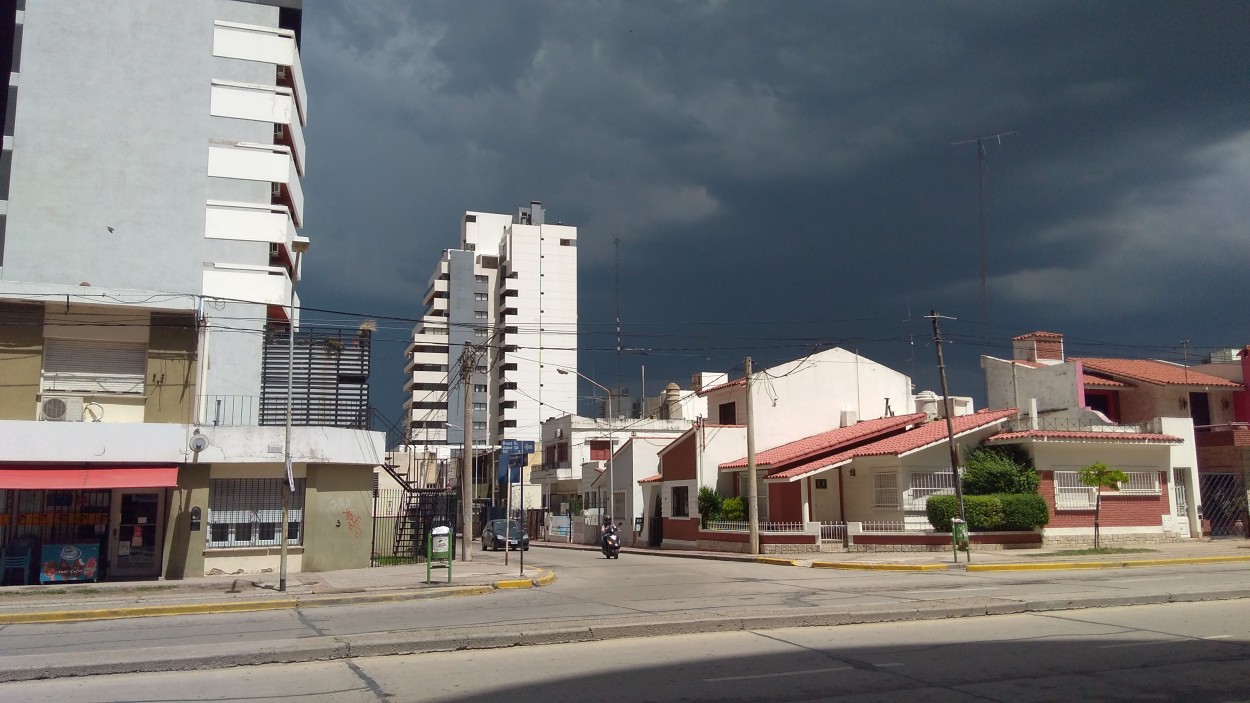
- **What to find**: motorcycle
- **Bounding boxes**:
[601,528,621,559]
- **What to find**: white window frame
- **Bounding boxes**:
[1117,471,1161,495]
[1054,471,1097,510]
[905,470,954,511]
[874,472,900,509]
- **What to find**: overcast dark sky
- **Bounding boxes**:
[293,1,1250,430]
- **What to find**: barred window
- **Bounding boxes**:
[207,478,305,548]
[874,472,899,509]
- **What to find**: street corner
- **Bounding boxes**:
[494,567,557,589]
[810,561,950,572]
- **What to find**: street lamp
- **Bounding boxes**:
[281,235,310,593]
[557,368,614,523]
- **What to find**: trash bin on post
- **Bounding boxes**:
[951,518,969,562]
[427,525,453,584]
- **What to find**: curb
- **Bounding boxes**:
[811,561,949,572]
[0,570,558,625]
[5,587,1250,683]
[755,557,800,567]
[966,554,1250,572]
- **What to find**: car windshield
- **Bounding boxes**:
[490,520,523,534]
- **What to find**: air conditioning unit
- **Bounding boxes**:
[40,396,84,422]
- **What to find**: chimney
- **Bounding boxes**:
[661,382,682,420]
[1012,331,1064,364]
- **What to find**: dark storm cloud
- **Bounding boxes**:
[295,1,1250,418]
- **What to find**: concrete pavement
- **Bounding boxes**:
[2,538,1249,682]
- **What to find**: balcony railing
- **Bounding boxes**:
[1004,417,1162,434]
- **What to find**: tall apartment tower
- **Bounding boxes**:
[405,202,578,451]
[0,2,385,582]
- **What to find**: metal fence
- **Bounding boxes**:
[1003,417,1162,434]
[820,521,847,544]
[704,520,806,533]
[904,471,954,511]
[860,521,908,532]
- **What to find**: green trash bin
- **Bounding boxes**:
[427,525,453,584]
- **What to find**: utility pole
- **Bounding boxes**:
[928,311,966,525]
[745,357,759,554]
[952,131,1015,358]
[461,342,473,562]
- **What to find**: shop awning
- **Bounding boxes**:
[0,466,180,490]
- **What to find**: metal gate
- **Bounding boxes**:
[371,488,459,566]
[1198,472,1249,538]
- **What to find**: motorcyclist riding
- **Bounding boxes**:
[600,517,621,558]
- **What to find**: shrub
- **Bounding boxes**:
[963,444,1040,495]
[721,496,747,521]
[698,486,724,527]
[997,493,1050,529]
[926,493,1048,531]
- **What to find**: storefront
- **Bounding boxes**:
[0,465,177,585]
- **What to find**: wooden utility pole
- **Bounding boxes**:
[928,311,966,525]
[461,342,474,562]
[746,357,759,554]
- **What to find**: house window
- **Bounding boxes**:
[474,329,488,338]
[905,471,954,511]
[1054,471,1097,510]
[474,275,488,284]
[718,401,737,425]
[1117,471,1161,495]
[589,440,611,461]
[814,478,828,489]
[474,310,487,319]
[472,421,487,431]
[474,292,488,301]
[873,473,899,509]
[672,486,689,517]
[41,338,147,395]
[472,402,487,411]
[207,478,304,548]
[473,384,488,393]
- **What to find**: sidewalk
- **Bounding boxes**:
[1,538,1248,623]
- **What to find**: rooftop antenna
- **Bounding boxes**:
[614,235,622,416]
[952,131,1016,358]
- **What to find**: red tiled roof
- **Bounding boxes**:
[851,408,1019,458]
[697,377,746,396]
[638,474,663,483]
[719,413,927,470]
[1081,372,1128,388]
[1013,331,1064,341]
[762,409,1019,482]
[987,430,1182,444]
[1073,358,1241,389]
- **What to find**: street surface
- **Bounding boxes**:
[2,546,1250,661]
[4,599,1249,701]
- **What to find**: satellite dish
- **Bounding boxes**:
[189,434,210,453]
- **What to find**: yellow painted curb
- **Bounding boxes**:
[756,557,800,567]
[967,554,1250,572]
[812,562,948,572]
[0,598,298,624]
[494,578,535,589]
[532,569,558,586]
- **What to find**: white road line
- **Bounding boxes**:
[901,586,1001,594]
[1103,576,1187,584]
[874,662,905,668]
[1202,635,1234,640]
[1100,640,1178,649]
[705,666,853,682]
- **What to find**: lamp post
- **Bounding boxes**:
[281,235,310,593]
[557,368,614,523]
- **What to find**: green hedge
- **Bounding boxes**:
[926,494,1049,532]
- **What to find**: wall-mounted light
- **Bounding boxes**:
[1179,398,1188,411]
[1222,398,1231,411]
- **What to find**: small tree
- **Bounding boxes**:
[1078,462,1128,549]
[698,486,724,528]
[721,496,747,522]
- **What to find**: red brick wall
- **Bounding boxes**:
[1035,338,1063,361]
[1041,470,1169,528]
[768,481,802,522]
[660,433,698,481]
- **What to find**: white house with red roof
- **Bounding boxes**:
[981,331,1227,543]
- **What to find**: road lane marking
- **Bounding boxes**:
[1202,635,1234,640]
[1100,640,1177,649]
[1103,576,1187,584]
[874,662,905,668]
[901,586,1000,594]
[706,666,852,682]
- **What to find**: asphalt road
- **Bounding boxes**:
[2,547,1250,660]
[4,599,1250,702]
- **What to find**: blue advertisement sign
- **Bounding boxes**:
[39,543,101,583]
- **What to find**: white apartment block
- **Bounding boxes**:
[0,1,385,582]
[405,202,578,450]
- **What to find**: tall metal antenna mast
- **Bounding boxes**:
[614,236,621,415]
[952,131,1015,356]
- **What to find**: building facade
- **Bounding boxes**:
[0,1,385,583]
[403,202,578,506]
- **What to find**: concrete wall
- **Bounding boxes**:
[0,301,42,420]
[163,464,210,580]
[984,357,1080,415]
[145,314,199,424]
[302,463,373,572]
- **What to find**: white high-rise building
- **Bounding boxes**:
[0,1,385,581]
[404,202,578,464]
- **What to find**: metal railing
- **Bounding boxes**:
[1054,471,1097,510]
[704,520,806,533]
[860,521,908,532]
[1118,471,1162,495]
[1004,417,1162,434]
[905,472,954,511]
[820,521,847,544]
[197,395,259,426]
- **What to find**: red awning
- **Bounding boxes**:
[0,466,179,490]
